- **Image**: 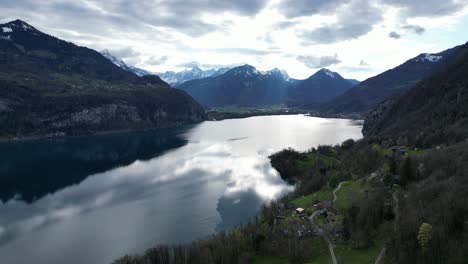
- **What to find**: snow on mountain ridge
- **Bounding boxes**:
[2,27,12,33]
[100,50,153,76]
[413,53,444,63]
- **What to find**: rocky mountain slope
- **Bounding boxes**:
[287,68,357,108]
[323,44,461,114]
[0,20,205,139]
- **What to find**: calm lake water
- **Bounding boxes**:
[0,115,362,264]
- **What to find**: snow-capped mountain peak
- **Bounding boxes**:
[100,49,128,69]
[100,50,153,76]
[0,19,41,40]
[413,53,443,63]
[160,66,233,85]
[3,20,37,32]
[321,68,337,78]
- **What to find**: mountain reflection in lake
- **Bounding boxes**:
[0,115,362,264]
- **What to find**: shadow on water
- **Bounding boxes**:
[0,128,190,203]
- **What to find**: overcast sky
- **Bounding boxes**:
[1,0,468,80]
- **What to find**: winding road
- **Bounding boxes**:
[309,210,337,264]
[311,180,386,264]
[309,181,348,264]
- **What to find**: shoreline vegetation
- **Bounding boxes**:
[206,107,363,121]
[0,122,199,143]
[0,109,362,142]
[115,135,468,264]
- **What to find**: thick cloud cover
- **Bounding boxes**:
[0,0,467,79]
[381,0,468,17]
[0,0,269,37]
[299,0,383,44]
[277,0,351,17]
[278,0,467,44]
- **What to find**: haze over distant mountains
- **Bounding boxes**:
[100,50,231,86]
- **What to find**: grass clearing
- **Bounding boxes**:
[297,153,338,171]
[372,144,392,157]
[334,179,370,211]
[335,240,384,264]
[291,187,333,208]
[306,237,332,264]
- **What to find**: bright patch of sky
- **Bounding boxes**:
[1,0,467,80]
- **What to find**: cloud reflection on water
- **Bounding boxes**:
[0,115,363,264]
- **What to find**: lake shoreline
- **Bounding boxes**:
[0,122,200,143]
[0,112,363,142]
[205,109,363,121]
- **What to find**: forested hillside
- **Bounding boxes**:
[0,20,205,138]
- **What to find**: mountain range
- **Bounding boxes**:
[287,69,358,108]
[0,19,205,139]
[178,65,295,107]
[159,67,231,86]
[177,65,361,108]
[322,45,462,114]
[2,18,466,141]
[100,50,232,86]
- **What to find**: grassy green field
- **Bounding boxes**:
[334,179,370,211]
[291,187,333,208]
[306,237,332,264]
[335,241,384,264]
[296,152,338,171]
[371,144,392,157]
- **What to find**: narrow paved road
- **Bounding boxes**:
[309,181,348,264]
[309,210,337,264]
[375,247,386,264]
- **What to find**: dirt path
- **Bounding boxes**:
[333,181,348,202]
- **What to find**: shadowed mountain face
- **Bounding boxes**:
[0,128,189,203]
[0,20,205,139]
[363,42,468,146]
[323,44,462,114]
[287,68,357,108]
[177,65,294,107]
